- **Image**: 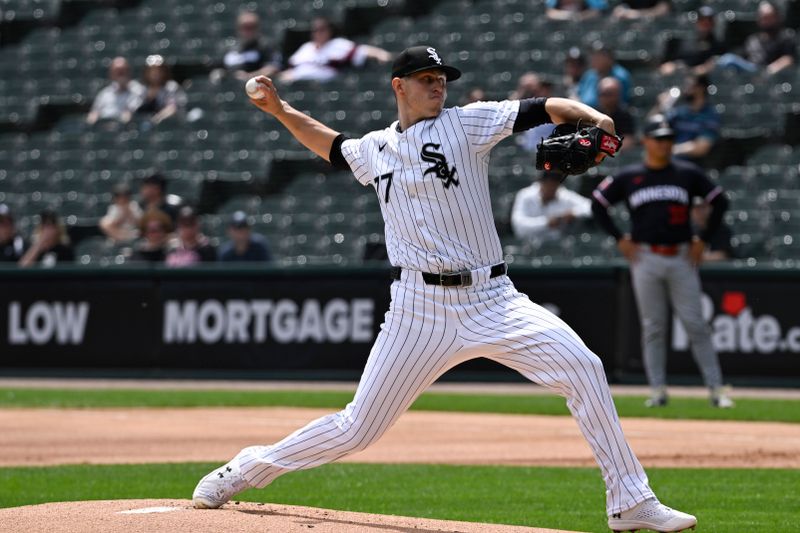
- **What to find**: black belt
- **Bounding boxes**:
[389,262,507,287]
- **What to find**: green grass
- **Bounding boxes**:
[0,463,797,532]
[1,388,799,423]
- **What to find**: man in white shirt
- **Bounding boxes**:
[279,16,391,83]
[511,171,591,241]
[86,57,145,125]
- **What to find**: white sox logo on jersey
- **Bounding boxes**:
[420,143,458,189]
[427,47,442,64]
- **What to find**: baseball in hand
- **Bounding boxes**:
[245,77,265,99]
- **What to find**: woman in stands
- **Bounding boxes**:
[137,54,187,124]
[18,209,74,267]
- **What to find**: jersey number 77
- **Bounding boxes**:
[374,172,393,203]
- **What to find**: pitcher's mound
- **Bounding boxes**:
[0,499,585,533]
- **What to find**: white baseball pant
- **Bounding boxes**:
[238,265,655,515]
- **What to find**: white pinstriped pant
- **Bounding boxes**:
[238,265,655,515]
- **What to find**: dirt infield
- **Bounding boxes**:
[0,499,583,533]
[3,406,799,468]
[3,397,799,532]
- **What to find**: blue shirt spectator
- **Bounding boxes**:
[662,73,720,166]
[546,0,607,9]
[218,211,273,262]
[546,0,607,21]
[576,45,631,109]
[667,103,720,145]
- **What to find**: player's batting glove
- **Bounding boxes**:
[535,124,623,177]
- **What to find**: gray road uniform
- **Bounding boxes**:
[591,158,729,394]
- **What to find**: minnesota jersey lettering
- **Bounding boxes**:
[628,185,689,208]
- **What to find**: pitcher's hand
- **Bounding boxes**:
[248,76,286,116]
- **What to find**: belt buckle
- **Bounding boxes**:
[458,271,473,287]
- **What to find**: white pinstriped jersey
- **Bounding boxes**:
[341,100,521,273]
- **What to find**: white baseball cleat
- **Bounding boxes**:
[192,458,250,509]
[608,498,697,532]
[644,387,668,408]
[710,387,735,409]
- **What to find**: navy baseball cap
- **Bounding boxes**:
[229,210,250,228]
[643,115,675,139]
[391,46,461,81]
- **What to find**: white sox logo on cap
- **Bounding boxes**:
[427,47,442,65]
[390,45,461,81]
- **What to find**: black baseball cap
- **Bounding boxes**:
[229,210,250,228]
[391,46,461,81]
[142,173,166,190]
[643,114,675,139]
[39,208,60,225]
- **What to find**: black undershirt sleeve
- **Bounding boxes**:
[329,133,350,171]
[512,97,551,133]
[700,191,729,243]
[591,199,623,241]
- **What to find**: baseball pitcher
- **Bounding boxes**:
[193,46,697,533]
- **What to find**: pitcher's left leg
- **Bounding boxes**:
[458,286,653,516]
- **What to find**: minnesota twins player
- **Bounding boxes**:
[193,47,697,532]
[591,114,733,410]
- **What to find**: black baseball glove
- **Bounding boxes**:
[535,124,623,176]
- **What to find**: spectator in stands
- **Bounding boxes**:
[596,77,636,148]
[509,72,550,100]
[513,73,557,152]
[136,55,187,125]
[660,6,724,75]
[218,210,272,262]
[460,86,487,105]
[18,209,74,267]
[546,0,607,21]
[511,171,592,241]
[716,1,797,75]
[216,11,283,82]
[612,0,671,21]
[132,209,172,263]
[165,206,217,267]
[99,182,142,244]
[86,57,145,125]
[692,199,734,261]
[576,43,631,109]
[655,73,720,166]
[0,204,26,263]
[139,173,178,224]
[563,47,586,100]
[279,16,392,83]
